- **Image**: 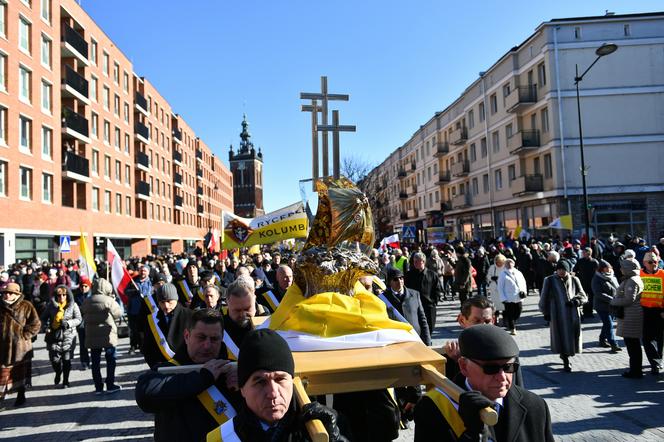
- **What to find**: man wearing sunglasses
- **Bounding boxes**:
[414,325,553,442]
[640,252,664,375]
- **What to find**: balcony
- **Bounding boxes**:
[438,170,451,183]
[196,149,203,162]
[61,24,89,65]
[196,168,203,178]
[452,193,472,209]
[399,191,408,199]
[408,184,418,194]
[61,65,89,104]
[512,174,544,196]
[441,200,452,211]
[505,85,538,113]
[400,212,408,220]
[61,151,90,183]
[172,149,183,165]
[172,127,182,144]
[435,142,450,157]
[136,151,150,172]
[450,126,468,145]
[451,160,470,177]
[397,168,407,178]
[197,186,204,196]
[174,172,183,187]
[135,121,150,144]
[508,130,541,155]
[135,92,149,116]
[136,181,150,200]
[410,161,417,172]
[174,195,183,208]
[197,205,205,214]
[61,107,90,143]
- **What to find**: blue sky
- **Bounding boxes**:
[82,1,661,212]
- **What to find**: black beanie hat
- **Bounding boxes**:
[556,260,571,273]
[238,329,295,387]
[459,325,519,361]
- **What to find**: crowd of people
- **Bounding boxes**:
[0,232,662,441]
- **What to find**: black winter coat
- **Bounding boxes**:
[142,304,192,368]
[382,288,431,345]
[405,268,443,305]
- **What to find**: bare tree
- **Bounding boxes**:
[341,155,374,184]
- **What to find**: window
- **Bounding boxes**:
[533,157,541,175]
[114,127,120,149]
[103,86,110,110]
[124,133,130,153]
[124,103,129,124]
[41,0,50,22]
[92,187,99,210]
[19,17,31,54]
[574,26,581,39]
[115,160,121,181]
[502,83,511,98]
[470,143,477,162]
[123,72,129,94]
[41,80,51,112]
[20,166,32,199]
[125,195,131,215]
[0,160,6,196]
[508,164,516,186]
[495,169,503,190]
[544,154,553,179]
[623,24,631,37]
[483,174,489,193]
[103,120,110,144]
[104,155,110,178]
[0,3,6,37]
[480,137,487,158]
[0,53,6,91]
[41,126,51,159]
[102,51,109,76]
[125,164,130,185]
[479,102,485,122]
[492,131,500,153]
[113,62,119,84]
[91,149,99,175]
[537,62,546,87]
[472,178,479,196]
[40,35,51,68]
[19,66,31,103]
[115,193,121,214]
[541,107,549,133]
[104,190,111,213]
[41,173,51,203]
[91,113,98,138]
[505,123,513,140]
[114,94,120,116]
[490,94,498,114]
[468,110,474,129]
[19,116,31,152]
[90,39,98,65]
[90,76,98,102]
[0,106,6,145]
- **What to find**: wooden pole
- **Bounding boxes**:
[293,376,329,442]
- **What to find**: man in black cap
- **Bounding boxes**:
[414,326,554,441]
[539,260,587,372]
[206,329,347,441]
[383,268,431,345]
[142,283,192,368]
[136,309,242,442]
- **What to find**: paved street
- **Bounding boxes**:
[1,294,663,441]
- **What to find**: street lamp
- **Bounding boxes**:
[574,43,618,242]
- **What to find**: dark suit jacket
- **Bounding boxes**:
[142,304,192,369]
[414,376,553,442]
[382,288,431,346]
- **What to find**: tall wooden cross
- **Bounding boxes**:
[300,76,355,180]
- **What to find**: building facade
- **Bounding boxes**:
[0,0,233,265]
[363,12,664,244]
[229,114,264,218]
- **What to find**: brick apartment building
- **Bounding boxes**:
[0,0,233,265]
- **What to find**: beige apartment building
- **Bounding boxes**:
[0,0,233,265]
[363,11,664,244]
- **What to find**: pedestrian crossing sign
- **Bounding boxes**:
[60,235,71,253]
[402,226,416,240]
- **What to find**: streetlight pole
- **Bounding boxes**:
[573,43,617,243]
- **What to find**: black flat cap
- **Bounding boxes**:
[387,268,404,281]
[459,325,519,361]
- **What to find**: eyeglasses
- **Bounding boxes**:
[466,358,519,375]
[646,260,657,264]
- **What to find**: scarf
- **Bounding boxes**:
[595,271,618,288]
[52,301,67,329]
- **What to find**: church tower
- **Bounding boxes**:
[229,114,264,217]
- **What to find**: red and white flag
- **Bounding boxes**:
[107,239,132,304]
[380,234,400,251]
[208,228,218,252]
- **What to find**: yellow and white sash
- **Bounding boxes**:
[426,387,466,437]
[147,312,176,363]
[143,293,157,315]
[222,332,239,361]
[197,286,206,302]
[197,385,237,425]
[377,292,409,325]
[177,280,194,303]
[206,417,241,442]
[260,290,280,312]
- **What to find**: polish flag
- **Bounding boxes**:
[107,239,132,304]
[208,228,219,253]
[380,234,400,251]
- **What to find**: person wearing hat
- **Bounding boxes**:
[175,262,202,307]
[384,268,431,345]
[414,326,553,442]
[0,282,41,406]
[573,247,599,319]
[538,259,587,372]
[142,283,192,369]
[136,309,243,442]
[206,328,347,442]
[640,251,664,375]
[80,278,123,394]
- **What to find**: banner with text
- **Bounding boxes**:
[221,202,308,249]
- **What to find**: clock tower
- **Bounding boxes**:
[229,114,264,217]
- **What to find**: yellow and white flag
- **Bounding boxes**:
[548,214,573,230]
[221,202,308,249]
[79,230,96,281]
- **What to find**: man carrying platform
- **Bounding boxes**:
[222,276,268,360]
[257,264,293,313]
[206,329,347,442]
[414,326,553,442]
[135,309,242,442]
